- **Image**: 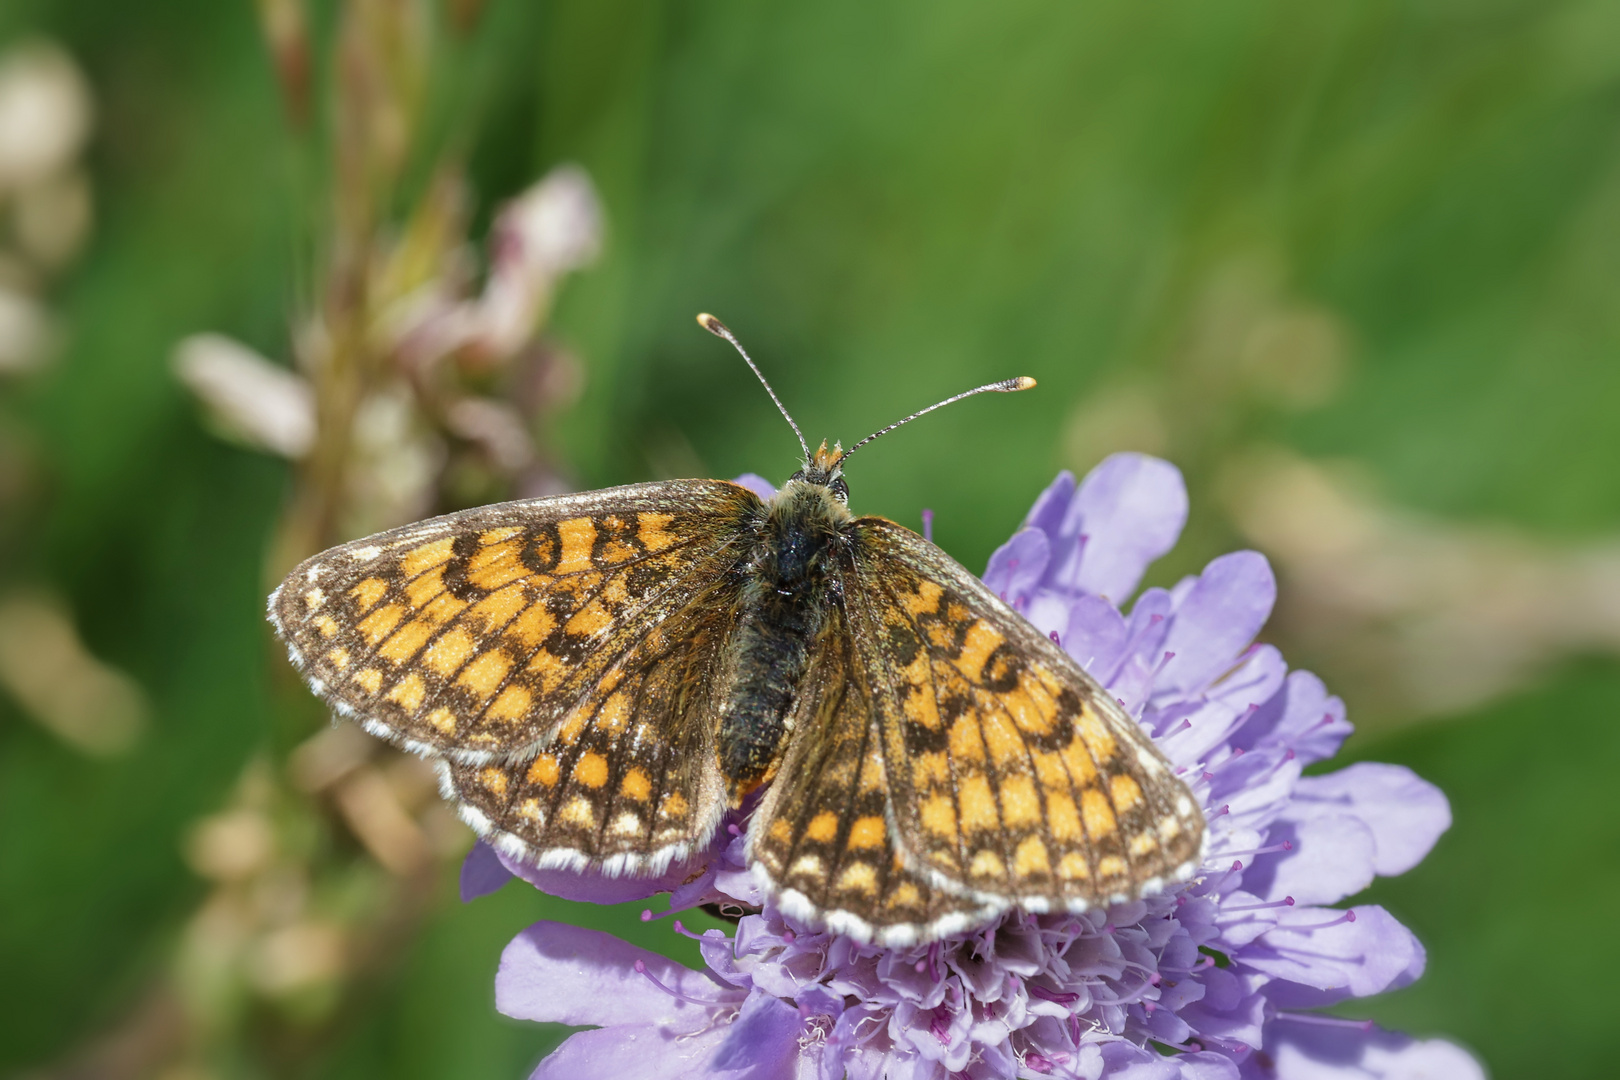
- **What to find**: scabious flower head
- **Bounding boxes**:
[465,453,1481,1080]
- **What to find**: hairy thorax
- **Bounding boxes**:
[716,480,854,802]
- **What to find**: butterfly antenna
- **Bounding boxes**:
[697,313,810,461]
[840,376,1037,463]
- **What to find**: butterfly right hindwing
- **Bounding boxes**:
[747,608,1003,944]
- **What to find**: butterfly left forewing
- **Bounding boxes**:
[844,517,1204,912]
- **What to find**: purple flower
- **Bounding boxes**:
[470,453,1480,1079]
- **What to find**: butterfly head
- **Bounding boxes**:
[787,439,851,502]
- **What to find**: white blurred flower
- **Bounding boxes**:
[0,39,93,191]
[345,384,443,532]
[503,164,603,276]
[0,591,148,756]
[1224,446,1620,718]
[375,164,603,373]
[173,333,316,458]
[471,163,603,358]
[445,397,535,472]
[0,283,52,372]
[248,921,347,995]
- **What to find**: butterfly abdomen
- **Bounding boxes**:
[716,482,851,802]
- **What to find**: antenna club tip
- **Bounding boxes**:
[696,312,729,336]
[1011,376,1037,391]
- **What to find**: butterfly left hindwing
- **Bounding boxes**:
[441,574,740,874]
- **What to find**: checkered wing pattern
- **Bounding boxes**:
[270,480,761,763]
[438,575,739,873]
[845,518,1204,913]
[747,616,1003,945]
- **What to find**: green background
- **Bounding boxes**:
[3,1,1619,1077]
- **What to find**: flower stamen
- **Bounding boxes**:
[1028,984,1081,1006]
[1202,859,1245,893]
[632,958,728,1008]
[1221,841,1293,859]
[1287,910,1358,931]
[1276,1011,1374,1031]
[1224,896,1295,912]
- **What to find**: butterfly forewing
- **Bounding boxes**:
[747,618,1004,945]
[440,575,739,873]
[271,480,762,762]
[846,518,1204,910]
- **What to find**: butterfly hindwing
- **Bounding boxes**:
[747,614,1003,945]
[845,517,1204,911]
[270,479,762,762]
[440,576,740,873]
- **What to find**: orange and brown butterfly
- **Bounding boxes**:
[268,314,1206,946]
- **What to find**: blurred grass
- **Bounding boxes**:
[1,0,1618,1077]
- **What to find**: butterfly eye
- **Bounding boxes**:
[829,477,850,503]
[788,469,807,484]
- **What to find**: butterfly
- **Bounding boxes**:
[269,314,1205,946]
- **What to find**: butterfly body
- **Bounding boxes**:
[716,477,850,802]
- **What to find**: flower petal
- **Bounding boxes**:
[983,527,1052,614]
[1061,592,1129,679]
[1174,1052,1244,1080]
[1096,1040,1182,1079]
[1246,906,1422,1004]
[1241,814,1378,907]
[460,840,513,901]
[1021,470,1078,541]
[1158,646,1287,768]
[710,989,803,1078]
[497,921,737,1028]
[1177,983,1266,1052]
[1269,1024,1485,1080]
[1290,765,1451,877]
[1157,552,1276,696]
[733,473,778,501]
[532,1023,733,1080]
[1228,670,1350,766]
[1059,453,1188,602]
